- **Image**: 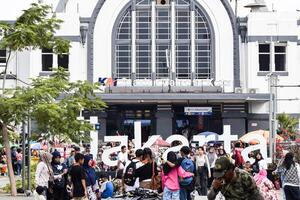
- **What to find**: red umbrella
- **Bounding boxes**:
[152,137,170,147]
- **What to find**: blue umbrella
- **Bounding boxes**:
[30,143,42,150]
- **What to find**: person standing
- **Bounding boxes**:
[275,152,300,200]
[69,153,87,200]
[50,150,68,200]
[135,148,158,189]
[83,155,99,200]
[207,146,217,188]
[123,149,144,192]
[194,146,211,196]
[162,151,194,200]
[207,157,263,200]
[16,149,23,176]
[117,145,128,177]
[35,152,53,199]
[177,146,195,200]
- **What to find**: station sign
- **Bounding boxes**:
[184,107,212,116]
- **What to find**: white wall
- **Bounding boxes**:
[246,12,300,114]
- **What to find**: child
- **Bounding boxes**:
[254,169,278,200]
[34,186,46,200]
[100,174,114,199]
[244,161,252,174]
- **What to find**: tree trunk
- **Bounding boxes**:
[2,123,17,196]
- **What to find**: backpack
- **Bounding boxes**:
[123,161,138,186]
[179,158,194,186]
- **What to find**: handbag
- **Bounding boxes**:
[150,162,161,190]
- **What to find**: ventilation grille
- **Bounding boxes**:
[222,103,247,113]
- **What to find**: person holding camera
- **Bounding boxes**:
[207,157,263,200]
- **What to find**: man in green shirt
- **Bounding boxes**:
[207,157,263,200]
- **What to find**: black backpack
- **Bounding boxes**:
[123,161,138,186]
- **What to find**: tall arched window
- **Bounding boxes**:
[113,0,213,81]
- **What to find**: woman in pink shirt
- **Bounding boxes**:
[162,151,193,200]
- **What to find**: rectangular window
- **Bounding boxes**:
[42,48,53,71]
[0,49,6,64]
[258,44,270,71]
[258,43,287,72]
[58,54,69,70]
[275,45,286,71]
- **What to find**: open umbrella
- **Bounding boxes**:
[152,137,170,147]
[197,131,219,140]
[30,142,42,150]
[239,130,284,144]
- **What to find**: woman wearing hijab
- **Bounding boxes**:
[83,155,99,200]
[35,152,53,200]
[254,169,278,200]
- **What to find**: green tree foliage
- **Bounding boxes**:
[277,113,299,140]
[0,3,71,196]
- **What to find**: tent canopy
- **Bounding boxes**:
[240,130,284,144]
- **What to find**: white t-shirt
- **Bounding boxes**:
[118,152,128,170]
[123,159,144,192]
[258,159,268,171]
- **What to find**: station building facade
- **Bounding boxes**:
[1,0,300,141]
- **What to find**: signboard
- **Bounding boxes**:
[184,107,212,116]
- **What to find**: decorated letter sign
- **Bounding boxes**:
[101,123,271,167]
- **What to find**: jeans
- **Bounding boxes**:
[16,161,22,175]
[284,185,300,200]
[180,188,192,200]
[163,187,180,200]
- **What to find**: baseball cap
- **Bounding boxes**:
[213,157,232,178]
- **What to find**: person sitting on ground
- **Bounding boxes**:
[34,186,46,200]
[243,161,252,174]
[207,156,264,200]
[254,169,278,200]
[100,173,114,199]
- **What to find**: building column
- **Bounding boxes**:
[151,0,156,85]
[190,2,196,86]
[156,105,173,139]
[98,111,107,141]
[131,1,136,85]
[222,112,246,138]
[171,0,176,81]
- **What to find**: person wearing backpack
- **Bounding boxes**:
[177,146,196,200]
[162,151,194,200]
[123,149,144,192]
[50,150,68,200]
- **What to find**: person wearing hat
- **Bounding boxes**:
[207,157,263,200]
[50,150,68,200]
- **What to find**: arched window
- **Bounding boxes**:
[113,0,213,81]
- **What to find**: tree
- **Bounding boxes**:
[277,113,299,140]
[0,69,106,194]
[0,3,70,196]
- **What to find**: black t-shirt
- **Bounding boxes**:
[69,165,86,197]
[135,162,158,182]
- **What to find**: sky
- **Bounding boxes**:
[233,0,300,17]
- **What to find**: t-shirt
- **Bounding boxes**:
[117,152,128,170]
[69,165,86,197]
[135,162,158,182]
[100,181,114,198]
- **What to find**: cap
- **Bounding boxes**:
[213,156,232,178]
[52,150,61,158]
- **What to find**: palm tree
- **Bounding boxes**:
[277,113,299,140]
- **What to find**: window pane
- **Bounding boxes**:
[176,44,190,79]
[136,44,151,78]
[116,44,131,78]
[58,54,69,70]
[275,54,286,71]
[259,54,270,71]
[275,46,285,53]
[259,44,270,53]
[42,55,53,71]
[0,50,6,64]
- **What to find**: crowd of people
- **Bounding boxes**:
[31,140,300,200]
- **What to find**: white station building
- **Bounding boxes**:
[1,0,300,141]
